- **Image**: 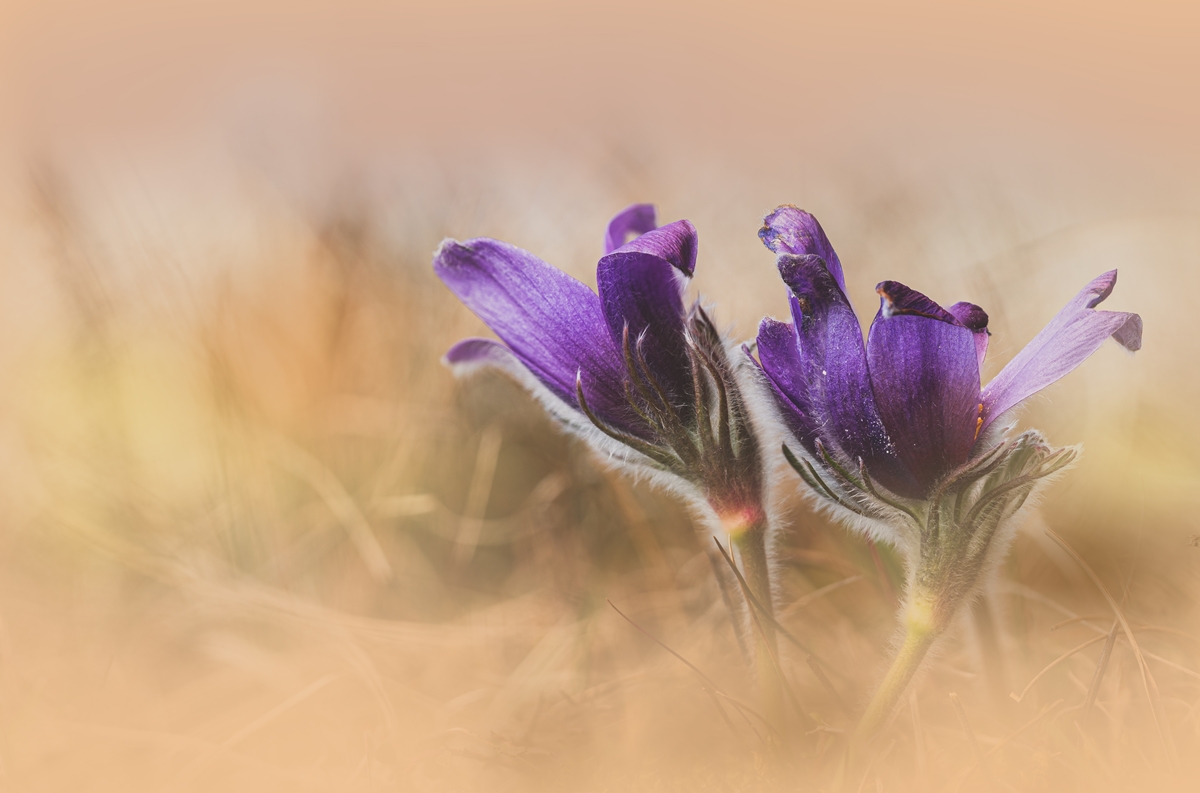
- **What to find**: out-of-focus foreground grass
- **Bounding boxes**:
[0,153,1197,793]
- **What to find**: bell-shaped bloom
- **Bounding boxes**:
[437,206,785,692]
[434,204,763,526]
[753,206,1144,739]
[754,205,1142,502]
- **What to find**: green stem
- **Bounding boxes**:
[732,526,776,645]
[853,599,940,746]
[731,520,783,731]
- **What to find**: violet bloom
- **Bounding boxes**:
[752,205,1142,738]
[434,205,771,605]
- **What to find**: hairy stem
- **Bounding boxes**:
[730,518,783,731]
[853,596,940,746]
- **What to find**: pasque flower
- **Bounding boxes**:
[752,205,1142,740]
[434,205,779,695]
[435,204,763,527]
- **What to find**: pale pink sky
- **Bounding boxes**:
[4,0,1199,168]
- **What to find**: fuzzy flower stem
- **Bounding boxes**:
[853,592,940,745]
[726,512,783,731]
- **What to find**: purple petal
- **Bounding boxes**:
[878,281,991,384]
[759,206,846,294]
[946,301,989,331]
[755,317,821,455]
[610,219,698,277]
[877,280,960,323]
[604,203,658,255]
[444,338,557,397]
[776,254,916,494]
[867,290,983,495]
[979,270,1142,434]
[596,269,692,413]
[434,238,631,427]
[948,301,990,370]
[445,337,514,367]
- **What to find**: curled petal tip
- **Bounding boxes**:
[776,253,836,296]
[444,336,486,366]
[604,203,658,254]
[432,237,464,264]
[664,219,699,276]
[947,302,989,332]
[1079,269,1140,350]
[760,206,846,293]
[874,281,958,324]
[1086,269,1119,308]
[979,270,1143,434]
[759,205,812,253]
[433,237,500,277]
[442,337,522,373]
[609,218,698,276]
[1113,312,1143,351]
[759,205,825,255]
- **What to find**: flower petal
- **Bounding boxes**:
[776,254,916,494]
[445,337,515,368]
[759,206,846,294]
[611,218,698,276]
[444,338,566,404]
[604,203,658,255]
[946,301,989,331]
[877,280,959,323]
[596,220,698,409]
[867,283,982,496]
[755,317,821,455]
[433,238,630,427]
[948,301,990,371]
[979,270,1142,434]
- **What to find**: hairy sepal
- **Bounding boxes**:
[781,421,1077,629]
[912,430,1077,629]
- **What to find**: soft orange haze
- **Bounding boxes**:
[6,0,1200,161]
[0,2,1198,791]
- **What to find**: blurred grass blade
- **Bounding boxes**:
[269,436,393,582]
[1045,527,1178,769]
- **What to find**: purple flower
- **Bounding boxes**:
[434,205,764,526]
[754,205,1142,501]
[753,206,1145,739]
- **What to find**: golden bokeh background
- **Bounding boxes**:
[0,1,1198,790]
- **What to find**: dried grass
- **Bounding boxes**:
[0,155,1196,792]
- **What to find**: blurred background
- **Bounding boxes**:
[0,1,1198,790]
